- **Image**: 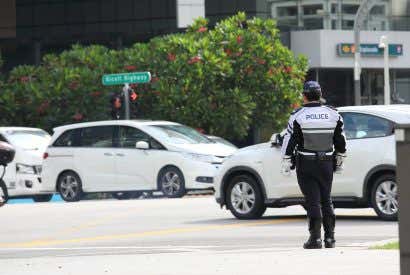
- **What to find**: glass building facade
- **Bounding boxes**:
[0,0,267,69]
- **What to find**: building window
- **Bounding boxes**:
[303,4,323,15]
[304,18,323,30]
[277,19,299,30]
[370,5,386,16]
[342,20,354,30]
[277,6,298,17]
[395,70,410,104]
[331,4,338,14]
[342,4,359,15]
[332,19,337,29]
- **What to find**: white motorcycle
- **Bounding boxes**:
[0,141,15,207]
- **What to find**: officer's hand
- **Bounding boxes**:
[281,157,292,176]
[335,153,346,174]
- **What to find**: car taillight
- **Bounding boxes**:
[43,152,49,160]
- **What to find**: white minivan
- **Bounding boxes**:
[0,127,52,202]
[41,120,236,201]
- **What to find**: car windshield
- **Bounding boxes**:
[3,130,50,149]
[150,125,214,144]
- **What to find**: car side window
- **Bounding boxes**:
[79,126,114,148]
[341,112,393,140]
[54,130,77,147]
[118,126,165,150]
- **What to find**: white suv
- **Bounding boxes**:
[215,105,410,221]
[41,120,236,201]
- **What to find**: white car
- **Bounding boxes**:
[207,135,238,149]
[0,127,52,202]
[215,105,410,221]
[41,120,236,201]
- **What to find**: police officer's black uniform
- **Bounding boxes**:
[281,81,346,249]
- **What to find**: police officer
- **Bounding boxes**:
[281,81,346,249]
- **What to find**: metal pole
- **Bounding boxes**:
[353,5,363,106]
[353,0,377,106]
[384,40,391,105]
[353,31,361,106]
[123,83,130,120]
[396,124,410,275]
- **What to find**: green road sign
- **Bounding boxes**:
[102,72,151,86]
[337,43,403,57]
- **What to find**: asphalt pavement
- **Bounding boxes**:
[0,197,399,275]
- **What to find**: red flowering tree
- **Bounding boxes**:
[0,13,307,140]
[146,13,307,139]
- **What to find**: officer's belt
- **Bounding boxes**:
[297,151,334,161]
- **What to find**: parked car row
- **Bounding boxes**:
[0,121,237,203]
[1,105,408,221]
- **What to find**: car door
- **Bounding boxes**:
[114,126,166,191]
[74,125,117,192]
[265,141,301,198]
[334,112,395,197]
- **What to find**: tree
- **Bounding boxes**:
[0,13,307,141]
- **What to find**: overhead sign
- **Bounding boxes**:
[337,43,403,57]
[102,72,151,86]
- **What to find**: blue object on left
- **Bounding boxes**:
[8,195,63,204]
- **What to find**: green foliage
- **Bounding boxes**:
[370,241,399,250]
[0,13,307,140]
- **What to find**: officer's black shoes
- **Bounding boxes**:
[323,215,336,248]
[303,218,322,249]
[324,238,336,248]
[303,236,323,249]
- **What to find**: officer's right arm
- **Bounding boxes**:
[281,114,297,158]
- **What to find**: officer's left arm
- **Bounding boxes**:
[333,114,347,154]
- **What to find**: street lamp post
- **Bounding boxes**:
[379,35,391,105]
[353,0,378,106]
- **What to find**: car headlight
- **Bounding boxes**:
[16,164,37,174]
[182,153,224,164]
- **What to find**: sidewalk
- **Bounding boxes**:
[0,245,399,275]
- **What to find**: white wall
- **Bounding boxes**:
[177,0,205,28]
[291,30,410,69]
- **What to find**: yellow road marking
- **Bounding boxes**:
[0,219,301,248]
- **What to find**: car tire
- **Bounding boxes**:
[0,179,8,207]
[226,175,266,219]
[57,171,83,202]
[371,174,398,221]
[33,194,53,203]
[158,166,186,198]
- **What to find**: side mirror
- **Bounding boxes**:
[270,133,283,147]
[136,141,149,150]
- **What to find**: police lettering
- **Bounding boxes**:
[306,113,329,120]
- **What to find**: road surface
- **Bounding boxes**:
[0,197,399,275]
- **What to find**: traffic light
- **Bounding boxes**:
[130,90,138,102]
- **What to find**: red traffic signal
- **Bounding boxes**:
[130,91,138,102]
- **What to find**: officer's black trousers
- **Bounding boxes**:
[296,158,335,219]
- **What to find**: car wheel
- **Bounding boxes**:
[57,171,83,202]
[33,194,53,203]
[226,175,266,219]
[0,180,8,207]
[158,167,186,198]
[371,174,398,221]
